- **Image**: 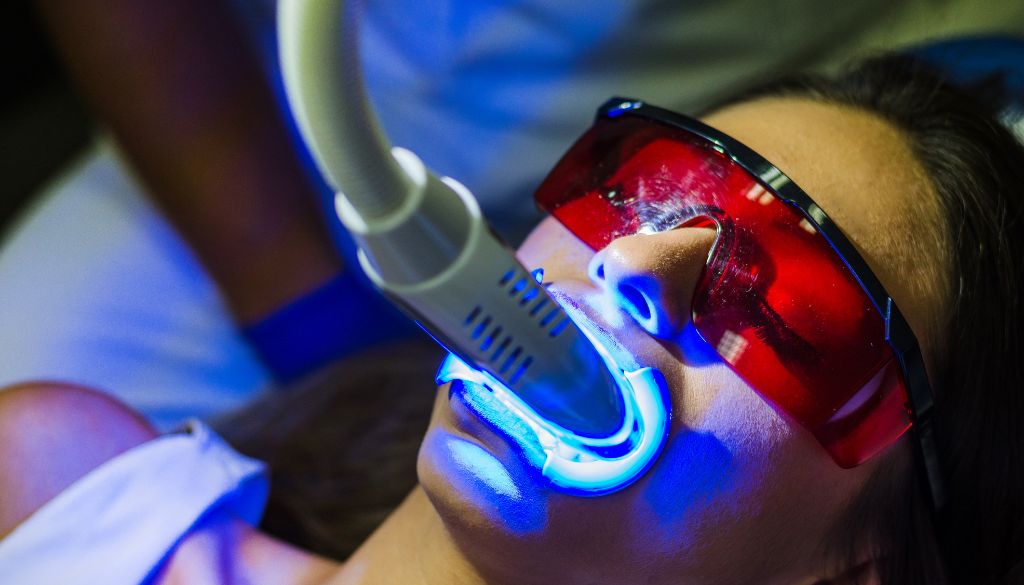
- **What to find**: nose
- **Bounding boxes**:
[588,228,717,341]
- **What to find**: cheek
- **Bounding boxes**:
[655,368,862,566]
[516,217,595,278]
[630,365,806,559]
[698,375,793,477]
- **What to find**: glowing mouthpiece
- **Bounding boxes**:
[437,350,670,496]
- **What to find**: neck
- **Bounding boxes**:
[326,488,488,585]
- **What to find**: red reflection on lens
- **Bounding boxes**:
[536,115,911,466]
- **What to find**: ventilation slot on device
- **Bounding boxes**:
[472,316,492,340]
[450,267,546,388]
[549,318,571,337]
[499,269,516,286]
[520,287,540,306]
[492,336,512,361]
[500,347,522,374]
[529,297,549,317]
[539,307,561,328]
[464,305,482,325]
[509,356,533,385]
[509,277,529,297]
[481,326,502,351]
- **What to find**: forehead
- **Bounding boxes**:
[702,98,948,358]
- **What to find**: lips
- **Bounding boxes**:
[446,378,548,468]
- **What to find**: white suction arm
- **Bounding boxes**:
[279,0,408,220]
[277,0,626,437]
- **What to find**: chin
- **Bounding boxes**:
[418,427,582,585]
[416,389,550,537]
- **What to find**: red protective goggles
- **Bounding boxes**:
[535,99,944,507]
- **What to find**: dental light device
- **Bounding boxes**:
[278,0,668,491]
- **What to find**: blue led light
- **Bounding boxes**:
[437,347,671,497]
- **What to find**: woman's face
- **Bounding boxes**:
[417,98,947,585]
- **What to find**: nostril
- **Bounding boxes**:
[619,284,652,321]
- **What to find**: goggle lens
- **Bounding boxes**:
[535,114,911,467]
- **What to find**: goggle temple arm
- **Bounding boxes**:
[886,298,945,510]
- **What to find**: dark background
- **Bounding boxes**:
[0,3,93,238]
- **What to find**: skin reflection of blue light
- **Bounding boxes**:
[437,350,671,497]
[443,437,546,533]
[644,430,734,530]
[448,439,521,499]
[678,321,721,367]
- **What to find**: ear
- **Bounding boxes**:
[812,559,880,585]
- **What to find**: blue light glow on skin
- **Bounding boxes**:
[443,438,547,532]
[644,429,734,526]
[436,338,671,496]
[446,439,522,500]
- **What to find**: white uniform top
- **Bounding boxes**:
[0,421,268,585]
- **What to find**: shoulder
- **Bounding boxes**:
[0,382,156,537]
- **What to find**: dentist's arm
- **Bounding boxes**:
[34,0,341,323]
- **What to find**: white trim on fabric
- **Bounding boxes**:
[0,420,268,585]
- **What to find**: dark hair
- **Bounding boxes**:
[214,340,441,559]
[730,55,1024,584]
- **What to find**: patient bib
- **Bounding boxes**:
[0,421,267,585]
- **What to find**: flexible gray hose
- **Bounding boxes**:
[278,0,411,220]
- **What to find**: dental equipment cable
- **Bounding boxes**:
[277,0,627,438]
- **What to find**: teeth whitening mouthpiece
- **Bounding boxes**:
[437,352,671,496]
